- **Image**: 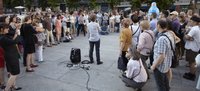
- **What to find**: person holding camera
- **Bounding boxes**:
[0,23,22,91]
[121,47,147,91]
[137,20,155,79]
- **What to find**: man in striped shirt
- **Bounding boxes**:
[151,20,173,91]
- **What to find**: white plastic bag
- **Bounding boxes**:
[195,54,200,67]
[196,54,200,90]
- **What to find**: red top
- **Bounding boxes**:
[0,47,5,68]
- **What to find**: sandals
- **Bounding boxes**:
[0,84,5,89]
[11,86,22,90]
[26,69,34,72]
[2,86,22,91]
[30,64,38,68]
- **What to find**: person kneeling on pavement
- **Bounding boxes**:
[121,46,147,91]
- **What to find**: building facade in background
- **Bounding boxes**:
[174,0,200,14]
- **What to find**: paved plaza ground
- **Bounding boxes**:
[15,33,198,91]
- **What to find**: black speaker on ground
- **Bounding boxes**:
[70,48,81,64]
[60,3,66,12]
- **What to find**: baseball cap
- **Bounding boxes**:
[191,15,200,22]
[170,11,179,16]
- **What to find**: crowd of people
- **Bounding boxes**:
[118,2,200,91]
[0,2,199,91]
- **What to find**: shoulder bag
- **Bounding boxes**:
[162,34,178,68]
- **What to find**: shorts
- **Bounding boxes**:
[67,22,71,28]
[186,49,198,64]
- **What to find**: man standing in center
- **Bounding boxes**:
[87,14,103,65]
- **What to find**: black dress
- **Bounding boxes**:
[21,23,37,54]
[0,34,20,75]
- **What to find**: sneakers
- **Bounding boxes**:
[89,61,94,64]
[183,72,196,81]
[97,61,103,65]
[26,69,34,72]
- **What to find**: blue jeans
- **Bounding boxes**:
[115,23,120,33]
[154,68,170,91]
[89,40,100,62]
[77,24,85,36]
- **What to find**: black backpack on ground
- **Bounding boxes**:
[100,26,109,35]
[63,36,71,42]
[70,48,81,64]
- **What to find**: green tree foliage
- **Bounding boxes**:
[154,0,174,10]
[3,0,23,8]
[89,0,97,9]
[130,0,141,9]
[47,0,60,8]
[188,0,197,11]
[66,0,79,11]
[24,0,32,9]
[106,0,121,10]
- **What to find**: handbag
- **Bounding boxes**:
[35,32,46,45]
[33,34,38,43]
[162,34,178,68]
[117,56,126,71]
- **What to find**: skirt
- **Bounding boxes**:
[24,44,35,54]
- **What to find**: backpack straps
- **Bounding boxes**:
[130,59,142,80]
[161,34,175,52]
[132,24,140,36]
[144,31,154,41]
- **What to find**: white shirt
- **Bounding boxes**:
[84,15,89,25]
[129,23,141,46]
[87,22,101,41]
[70,15,75,23]
[185,26,200,52]
[109,16,115,22]
[115,15,121,23]
[97,13,102,19]
[126,59,147,83]
[52,17,56,25]
[62,16,67,27]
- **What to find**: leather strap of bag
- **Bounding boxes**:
[162,34,175,52]
[131,59,142,80]
[131,24,140,36]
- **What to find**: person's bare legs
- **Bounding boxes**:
[30,53,36,65]
[0,68,4,85]
[190,62,196,74]
[56,32,61,43]
[4,75,17,91]
[26,54,32,70]
[56,34,59,43]
[167,68,172,83]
